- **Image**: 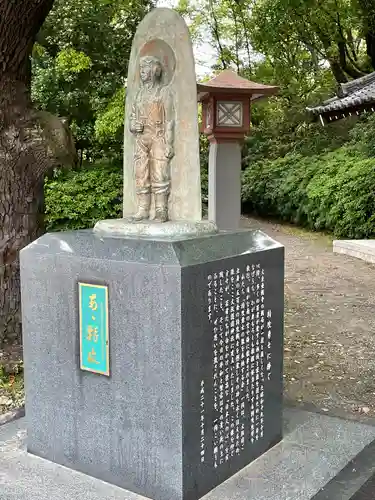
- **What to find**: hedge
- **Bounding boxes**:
[45,161,123,231]
[242,147,375,239]
[45,144,375,239]
[45,160,209,231]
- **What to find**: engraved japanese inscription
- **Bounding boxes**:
[130,55,175,223]
[207,264,273,467]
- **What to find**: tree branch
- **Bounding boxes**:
[237,1,252,73]
[229,2,240,72]
[208,0,227,69]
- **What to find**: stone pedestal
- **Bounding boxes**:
[208,142,242,230]
[20,229,284,500]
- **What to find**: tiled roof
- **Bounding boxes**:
[307,72,375,115]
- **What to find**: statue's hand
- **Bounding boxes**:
[130,121,144,134]
[165,146,174,159]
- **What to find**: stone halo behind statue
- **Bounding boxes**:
[94,8,217,238]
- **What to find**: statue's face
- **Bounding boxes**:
[140,61,153,83]
[139,57,162,84]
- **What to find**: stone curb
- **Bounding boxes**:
[0,406,25,426]
[284,398,375,427]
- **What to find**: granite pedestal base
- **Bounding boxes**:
[20,229,284,500]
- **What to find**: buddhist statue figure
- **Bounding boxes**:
[129,55,175,223]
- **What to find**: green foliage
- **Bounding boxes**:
[177,2,373,241]
[349,113,375,157]
[36,0,375,241]
[95,87,125,156]
[55,48,92,77]
[242,141,375,239]
[178,0,375,236]
[0,362,24,413]
[245,103,355,165]
[249,0,367,84]
[32,0,153,161]
[200,133,209,203]
[45,161,123,231]
[45,159,210,231]
[177,0,255,72]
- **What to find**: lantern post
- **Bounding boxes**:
[198,70,278,230]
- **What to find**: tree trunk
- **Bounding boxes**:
[328,59,348,84]
[0,0,75,348]
[337,41,366,79]
[0,86,45,345]
[357,0,375,69]
[366,32,375,69]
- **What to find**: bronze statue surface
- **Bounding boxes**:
[129,56,175,223]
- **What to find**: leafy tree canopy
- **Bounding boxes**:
[32,0,153,160]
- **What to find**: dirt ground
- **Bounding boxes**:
[1,217,375,418]
[242,216,375,418]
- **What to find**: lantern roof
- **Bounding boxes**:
[197,69,279,101]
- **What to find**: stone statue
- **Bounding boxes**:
[94,8,217,237]
[129,56,175,223]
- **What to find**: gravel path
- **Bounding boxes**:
[242,216,375,418]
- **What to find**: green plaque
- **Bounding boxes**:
[79,282,109,376]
